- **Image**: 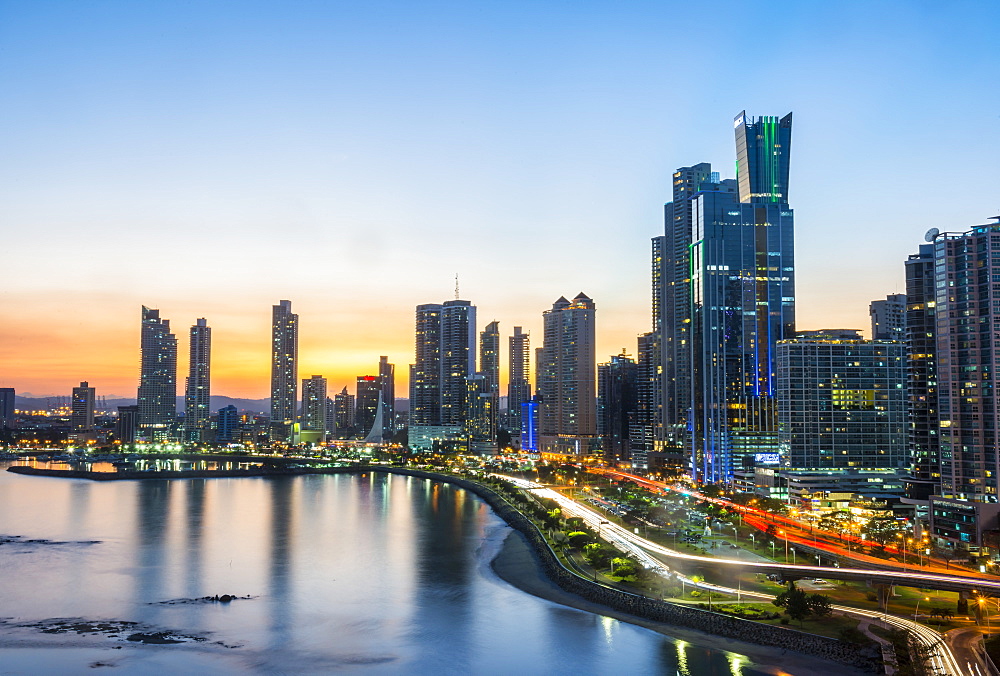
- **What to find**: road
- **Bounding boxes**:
[590,467,989,581]
[948,627,996,676]
[500,474,964,676]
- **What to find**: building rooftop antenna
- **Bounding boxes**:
[455,273,460,300]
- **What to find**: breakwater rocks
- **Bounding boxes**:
[375,468,880,674]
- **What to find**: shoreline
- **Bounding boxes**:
[490,528,868,676]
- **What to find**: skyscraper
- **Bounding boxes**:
[270,300,298,442]
[655,113,795,483]
[137,306,177,440]
[597,353,638,467]
[507,326,531,437]
[71,381,96,432]
[923,219,1000,554]
[465,373,497,454]
[184,318,211,441]
[355,375,381,438]
[378,356,395,440]
[0,387,14,431]
[870,294,906,341]
[301,375,328,443]
[479,321,500,400]
[538,293,597,457]
[930,220,1000,501]
[658,163,717,458]
[478,320,500,449]
[904,244,939,503]
[333,386,356,433]
[408,299,476,448]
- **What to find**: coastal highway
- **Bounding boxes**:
[498,474,964,676]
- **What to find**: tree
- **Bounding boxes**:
[610,557,636,578]
[566,531,593,548]
[773,583,812,624]
[861,516,904,546]
[807,593,833,618]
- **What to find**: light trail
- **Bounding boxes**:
[498,474,963,676]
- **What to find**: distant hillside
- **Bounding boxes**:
[15,395,269,413]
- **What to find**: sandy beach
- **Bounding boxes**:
[490,529,870,676]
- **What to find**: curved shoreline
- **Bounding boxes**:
[489,528,866,676]
[7,464,878,672]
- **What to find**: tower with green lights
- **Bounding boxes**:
[652,111,795,484]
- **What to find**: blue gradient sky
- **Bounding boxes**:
[1,0,997,398]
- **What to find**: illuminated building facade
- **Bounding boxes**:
[0,388,14,431]
[870,294,906,341]
[683,112,796,482]
[378,356,395,440]
[270,300,298,442]
[71,381,96,432]
[409,299,476,447]
[597,353,638,466]
[137,306,177,441]
[333,386,356,433]
[507,326,531,436]
[904,244,940,504]
[538,293,597,457]
[931,219,1000,502]
[184,318,211,441]
[465,373,497,454]
[777,330,907,471]
[301,375,328,442]
[355,375,381,438]
[217,405,239,443]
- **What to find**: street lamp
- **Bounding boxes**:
[914,596,929,621]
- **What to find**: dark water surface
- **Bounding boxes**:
[0,469,778,674]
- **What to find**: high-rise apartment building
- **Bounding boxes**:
[597,353,638,467]
[184,318,211,441]
[333,386,356,433]
[479,321,500,399]
[870,294,907,341]
[507,326,531,436]
[71,381,96,432]
[921,220,1000,554]
[0,388,14,431]
[465,373,497,454]
[658,163,716,457]
[270,300,298,442]
[409,299,476,448]
[655,112,795,483]
[301,375,328,442]
[137,306,178,440]
[355,375,381,438]
[378,356,395,440]
[537,293,597,457]
[777,330,907,471]
[904,244,939,503]
[931,220,1000,501]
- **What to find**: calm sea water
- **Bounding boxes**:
[0,468,776,675]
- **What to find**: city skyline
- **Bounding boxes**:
[2,2,998,399]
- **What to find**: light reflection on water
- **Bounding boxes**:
[0,468,776,675]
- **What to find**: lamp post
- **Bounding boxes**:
[914,596,929,622]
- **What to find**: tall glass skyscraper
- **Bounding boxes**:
[656,112,795,483]
[270,300,298,442]
[137,306,177,441]
[184,318,211,441]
